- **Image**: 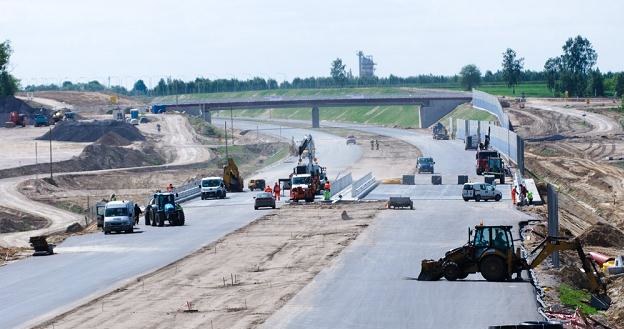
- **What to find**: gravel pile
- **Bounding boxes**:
[37,120,145,142]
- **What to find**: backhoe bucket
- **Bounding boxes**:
[590,294,611,311]
[418,259,443,281]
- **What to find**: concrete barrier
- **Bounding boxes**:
[402,175,415,185]
[457,175,468,185]
[431,175,442,185]
[484,175,496,185]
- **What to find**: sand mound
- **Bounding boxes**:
[579,222,624,248]
[37,120,144,142]
[95,132,132,146]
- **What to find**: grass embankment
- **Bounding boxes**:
[438,103,498,124]
[187,115,224,138]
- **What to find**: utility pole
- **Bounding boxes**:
[49,126,53,180]
[224,121,229,159]
[35,142,38,180]
[230,108,234,145]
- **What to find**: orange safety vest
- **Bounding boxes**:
[274,184,280,193]
[324,182,331,190]
[265,186,272,193]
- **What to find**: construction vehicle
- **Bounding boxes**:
[223,158,243,192]
[33,114,49,127]
[418,224,611,310]
[482,156,506,184]
[64,111,76,121]
[144,192,185,227]
[431,122,449,140]
[5,111,27,128]
[248,179,266,191]
[289,135,326,202]
[476,150,500,175]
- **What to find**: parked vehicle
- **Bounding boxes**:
[417,157,435,174]
[200,176,227,199]
[462,183,502,202]
[144,192,185,226]
[103,200,135,234]
[254,192,276,210]
[346,135,357,145]
[33,114,49,127]
[248,179,266,191]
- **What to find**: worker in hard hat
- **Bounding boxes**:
[273,182,281,201]
[324,180,331,201]
[264,185,273,194]
[167,183,174,192]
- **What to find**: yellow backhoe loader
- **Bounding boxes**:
[418,224,611,310]
[223,158,243,192]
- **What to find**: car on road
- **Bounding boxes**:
[417,156,435,173]
[254,192,276,209]
[346,135,357,145]
[103,200,135,234]
[200,176,227,199]
[462,183,502,202]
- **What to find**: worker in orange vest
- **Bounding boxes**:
[323,180,331,201]
[511,186,517,205]
[167,183,174,192]
[264,185,273,194]
[273,182,280,201]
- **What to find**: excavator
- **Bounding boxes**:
[418,224,611,310]
[289,134,326,202]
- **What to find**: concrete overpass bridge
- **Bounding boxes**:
[153,91,472,128]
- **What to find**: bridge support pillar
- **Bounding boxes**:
[202,105,212,123]
[312,106,320,128]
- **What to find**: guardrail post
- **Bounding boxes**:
[312,107,320,128]
[547,184,560,268]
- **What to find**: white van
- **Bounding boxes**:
[462,183,502,202]
[200,176,227,199]
[103,200,134,234]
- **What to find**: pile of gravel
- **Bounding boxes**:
[95,132,132,146]
[37,120,145,142]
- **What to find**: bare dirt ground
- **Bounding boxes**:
[17,91,145,113]
[36,202,383,329]
[508,98,624,326]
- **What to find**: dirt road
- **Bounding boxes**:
[526,99,621,136]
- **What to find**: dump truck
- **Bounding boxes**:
[418,224,611,310]
[223,158,243,192]
[289,135,326,202]
[144,192,185,226]
[431,122,449,140]
[248,179,266,191]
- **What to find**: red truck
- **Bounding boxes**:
[476,150,500,175]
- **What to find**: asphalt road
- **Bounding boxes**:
[0,122,361,329]
[260,121,542,328]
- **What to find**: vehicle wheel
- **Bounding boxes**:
[222,192,226,199]
[474,195,481,202]
[104,230,109,235]
[443,262,461,281]
[254,206,258,210]
[463,198,468,202]
[145,213,151,226]
[272,205,276,209]
[126,228,133,233]
[201,195,205,200]
[179,212,185,226]
[151,213,157,226]
[480,256,507,282]
[495,195,501,202]
[458,272,469,279]
[410,205,414,210]
[157,214,164,227]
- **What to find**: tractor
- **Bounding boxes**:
[144,192,185,227]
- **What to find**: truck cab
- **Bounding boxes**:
[200,176,227,199]
[103,200,134,234]
[33,114,49,127]
[476,150,499,175]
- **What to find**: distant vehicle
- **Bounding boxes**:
[200,176,227,199]
[151,105,167,114]
[130,109,139,120]
[95,202,106,228]
[139,117,149,124]
[417,156,435,174]
[130,118,139,125]
[64,111,76,121]
[431,123,449,140]
[103,200,135,234]
[33,114,49,127]
[346,135,357,145]
[254,192,276,210]
[112,109,125,121]
[5,111,27,128]
[248,179,266,191]
[462,183,502,202]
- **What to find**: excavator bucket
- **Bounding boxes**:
[590,294,611,311]
[417,259,444,281]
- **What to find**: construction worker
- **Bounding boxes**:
[273,182,280,201]
[511,186,517,205]
[167,183,174,192]
[324,180,331,201]
[520,184,528,205]
[133,203,142,225]
[264,185,272,194]
[110,194,117,201]
[375,139,379,150]
[527,191,534,205]
[370,140,374,150]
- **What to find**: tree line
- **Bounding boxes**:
[0,41,19,97]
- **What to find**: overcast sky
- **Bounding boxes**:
[1,0,622,88]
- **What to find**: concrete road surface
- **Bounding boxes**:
[0,122,361,329]
[366,184,511,201]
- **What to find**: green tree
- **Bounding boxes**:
[459,64,481,91]
[501,48,524,94]
[544,57,560,92]
[615,73,624,97]
[132,79,148,95]
[560,35,597,96]
[330,58,347,86]
[586,69,604,96]
[0,40,18,96]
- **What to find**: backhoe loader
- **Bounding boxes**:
[418,224,611,310]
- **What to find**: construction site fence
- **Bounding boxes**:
[331,173,353,197]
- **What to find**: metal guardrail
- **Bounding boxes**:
[331,173,353,197]
[173,179,202,203]
[351,172,377,199]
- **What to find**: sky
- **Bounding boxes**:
[1,0,622,88]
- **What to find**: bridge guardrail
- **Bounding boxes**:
[351,172,377,199]
[331,173,353,197]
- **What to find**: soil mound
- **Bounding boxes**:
[579,222,624,248]
[0,206,50,233]
[95,132,132,146]
[37,120,145,142]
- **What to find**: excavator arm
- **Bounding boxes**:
[527,236,611,310]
